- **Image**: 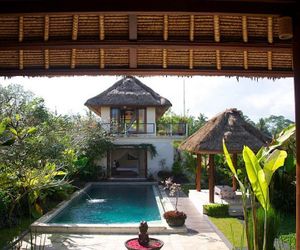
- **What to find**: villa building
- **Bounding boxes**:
[85,76,187,179]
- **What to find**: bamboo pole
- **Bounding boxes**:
[44,49,49,69]
[216,49,221,70]
[189,49,193,69]
[71,48,76,68]
[190,15,194,42]
[163,49,167,68]
[163,15,168,41]
[214,15,220,42]
[267,16,273,44]
[99,15,105,40]
[267,51,272,70]
[72,15,79,41]
[99,49,105,69]
[243,50,248,70]
[44,15,49,41]
[19,50,24,70]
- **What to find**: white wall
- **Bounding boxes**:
[113,137,176,178]
[100,107,110,123]
[146,107,156,135]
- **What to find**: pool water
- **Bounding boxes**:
[49,185,162,224]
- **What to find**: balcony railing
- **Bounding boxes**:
[100,123,187,136]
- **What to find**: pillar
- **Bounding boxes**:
[196,154,202,191]
[209,154,215,203]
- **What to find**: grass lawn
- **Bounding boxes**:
[209,216,247,248]
[0,217,32,249]
[208,213,296,249]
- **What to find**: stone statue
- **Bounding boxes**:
[138,221,149,246]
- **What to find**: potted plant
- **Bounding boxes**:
[162,178,187,227]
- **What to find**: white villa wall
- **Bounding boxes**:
[146,107,156,135]
[100,107,110,123]
[113,137,177,178]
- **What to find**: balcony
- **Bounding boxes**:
[100,123,188,137]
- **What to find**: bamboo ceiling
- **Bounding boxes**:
[0,12,294,77]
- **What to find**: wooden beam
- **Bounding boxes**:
[44,49,49,69]
[189,49,193,69]
[242,16,248,43]
[293,12,300,250]
[216,49,221,70]
[267,16,273,43]
[267,51,272,70]
[232,153,238,191]
[190,15,194,42]
[19,50,24,70]
[163,49,167,68]
[71,48,76,68]
[19,16,24,42]
[44,15,50,41]
[129,14,137,40]
[214,15,220,42]
[72,15,79,40]
[0,68,293,78]
[0,40,292,53]
[196,154,202,192]
[163,15,168,41]
[0,0,296,16]
[99,15,105,40]
[243,50,248,69]
[99,48,105,68]
[129,48,137,68]
[209,154,215,203]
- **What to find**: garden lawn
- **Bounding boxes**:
[209,216,247,248]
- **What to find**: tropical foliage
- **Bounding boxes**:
[0,84,113,231]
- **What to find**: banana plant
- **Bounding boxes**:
[223,124,294,250]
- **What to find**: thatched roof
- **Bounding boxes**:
[179,108,271,154]
[0,11,294,78]
[85,76,172,118]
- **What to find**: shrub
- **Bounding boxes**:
[203,204,229,217]
[248,206,280,250]
[157,170,172,181]
[0,190,11,228]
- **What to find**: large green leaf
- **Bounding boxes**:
[267,124,295,153]
[264,149,287,185]
[243,146,269,210]
[223,140,245,193]
[0,120,7,135]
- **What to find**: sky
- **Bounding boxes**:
[0,76,295,123]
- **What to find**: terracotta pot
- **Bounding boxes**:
[165,217,186,227]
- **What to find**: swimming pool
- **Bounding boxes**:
[49,184,161,224]
[31,182,186,234]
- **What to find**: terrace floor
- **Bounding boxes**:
[19,193,230,249]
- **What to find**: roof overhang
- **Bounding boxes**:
[0,0,296,78]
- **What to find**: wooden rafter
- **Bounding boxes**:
[162,49,167,68]
[190,15,194,42]
[44,49,49,69]
[44,15,49,41]
[216,49,221,70]
[0,68,293,78]
[267,16,273,44]
[243,50,248,70]
[99,15,105,40]
[19,16,24,42]
[0,40,292,53]
[189,49,193,69]
[267,51,272,70]
[163,15,168,41]
[72,15,79,41]
[242,16,248,43]
[99,48,105,68]
[19,50,24,70]
[214,15,220,42]
[71,48,76,68]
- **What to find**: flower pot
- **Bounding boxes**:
[165,217,186,227]
[163,210,187,227]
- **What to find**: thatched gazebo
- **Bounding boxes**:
[179,108,270,203]
[85,76,172,118]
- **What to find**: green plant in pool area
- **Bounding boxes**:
[203,204,229,217]
[223,124,295,250]
[162,178,187,227]
[248,206,280,250]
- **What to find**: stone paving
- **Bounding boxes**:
[20,194,230,250]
